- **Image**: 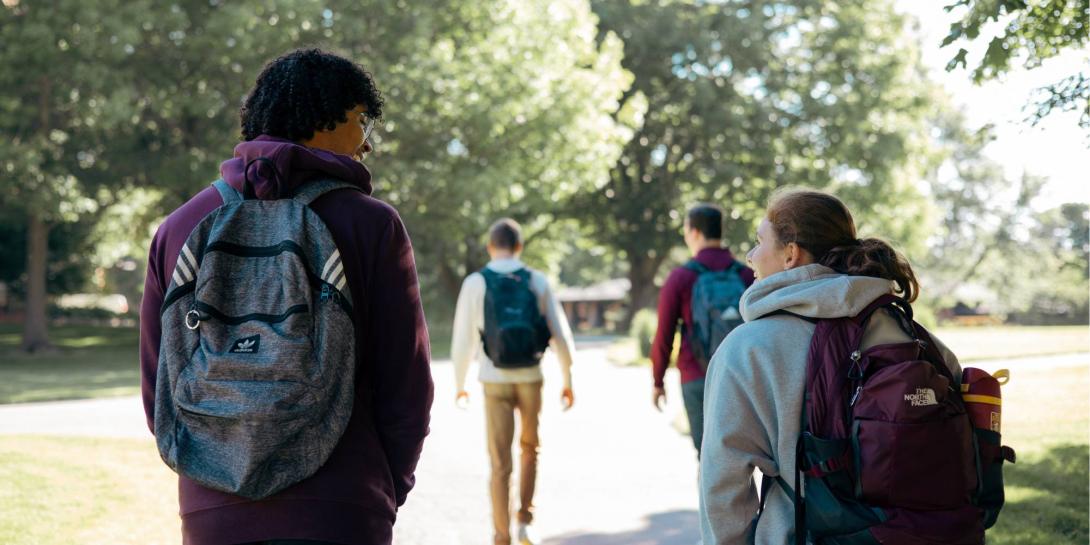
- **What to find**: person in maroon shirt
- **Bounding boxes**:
[650,204,755,456]
[139,49,433,545]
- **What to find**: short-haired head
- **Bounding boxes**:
[686,203,724,240]
[488,218,523,252]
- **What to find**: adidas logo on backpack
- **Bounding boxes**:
[229,335,261,354]
[153,176,359,499]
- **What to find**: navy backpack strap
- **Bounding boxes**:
[291,179,362,205]
[212,179,242,204]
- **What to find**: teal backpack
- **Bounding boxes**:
[684,260,747,370]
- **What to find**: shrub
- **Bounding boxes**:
[629,308,658,359]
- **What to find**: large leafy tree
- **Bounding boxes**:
[1,0,323,351]
[329,0,635,314]
[917,107,1088,323]
[942,0,1090,129]
[585,0,938,327]
[3,0,635,348]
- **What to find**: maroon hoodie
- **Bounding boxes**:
[139,136,434,545]
[650,247,755,387]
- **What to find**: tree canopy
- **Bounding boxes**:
[942,0,1090,129]
[584,0,939,326]
[1,0,1085,351]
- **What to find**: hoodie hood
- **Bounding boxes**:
[219,136,373,200]
[740,263,893,322]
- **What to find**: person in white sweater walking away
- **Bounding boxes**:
[451,218,576,545]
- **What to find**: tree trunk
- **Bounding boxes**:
[620,252,666,332]
[21,213,52,352]
[436,258,463,304]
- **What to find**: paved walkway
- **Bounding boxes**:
[1,348,1085,544]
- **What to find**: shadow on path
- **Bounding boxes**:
[543,510,700,545]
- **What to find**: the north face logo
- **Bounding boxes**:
[230,335,261,354]
[904,387,938,407]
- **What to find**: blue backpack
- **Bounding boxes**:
[684,260,747,370]
[479,267,551,369]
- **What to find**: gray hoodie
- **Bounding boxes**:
[698,264,960,545]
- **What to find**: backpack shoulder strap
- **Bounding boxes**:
[212,179,242,204]
[291,179,363,205]
[479,267,499,283]
[851,293,912,328]
[683,259,709,274]
[512,267,533,283]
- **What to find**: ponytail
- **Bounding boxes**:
[819,238,919,303]
[768,188,921,302]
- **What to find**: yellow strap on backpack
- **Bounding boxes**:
[961,368,1010,392]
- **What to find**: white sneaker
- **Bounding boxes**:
[517,523,538,545]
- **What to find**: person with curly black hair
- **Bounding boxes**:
[240,47,384,158]
[140,48,433,545]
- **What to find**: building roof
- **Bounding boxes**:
[556,278,630,303]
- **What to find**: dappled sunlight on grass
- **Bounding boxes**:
[934,325,1089,362]
[989,443,1089,545]
[0,436,177,545]
[57,335,121,349]
[0,324,140,404]
[1003,485,1049,503]
[986,363,1089,544]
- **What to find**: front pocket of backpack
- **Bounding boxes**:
[852,360,976,509]
[193,301,316,383]
[854,415,976,509]
[175,365,319,422]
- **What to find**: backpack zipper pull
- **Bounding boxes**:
[850,385,863,407]
[848,351,863,406]
[185,309,201,330]
[847,350,863,379]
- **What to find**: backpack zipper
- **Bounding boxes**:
[848,350,863,407]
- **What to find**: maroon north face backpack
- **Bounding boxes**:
[757,294,1015,545]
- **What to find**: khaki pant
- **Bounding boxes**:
[483,381,543,545]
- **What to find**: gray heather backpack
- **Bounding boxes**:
[154,176,358,499]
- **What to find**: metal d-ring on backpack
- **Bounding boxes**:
[755,294,1015,545]
[684,259,747,370]
[154,160,360,499]
[479,267,551,369]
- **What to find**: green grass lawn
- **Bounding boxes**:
[986,364,1089,544]
[0,324,141,404]
[0,435,178,545]
[932,325,1089,362]
[610,324,1089,367]
[0,319,451,404]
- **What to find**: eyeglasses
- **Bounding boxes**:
[361,115,375,141]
